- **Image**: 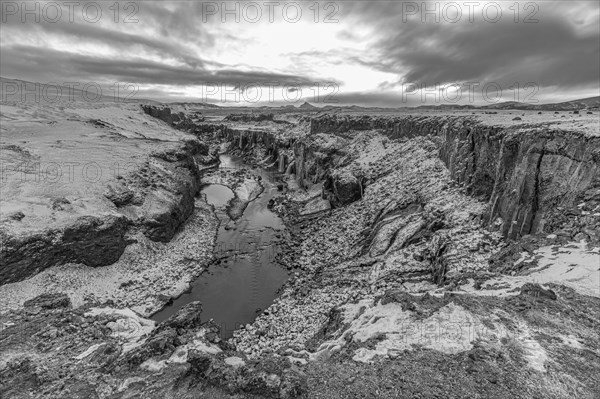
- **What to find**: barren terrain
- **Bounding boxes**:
[1,94,599,398]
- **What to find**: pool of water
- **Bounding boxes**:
[151,154,289,338]
[201,184,235,207]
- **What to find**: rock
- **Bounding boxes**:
[413,252,424,262]
[265,373,281,389]
[141,105,205,127]
[1,215,130,284]
[87,341,122,368]
[23,293,72,309]
[104,183,135,207]
[61,381,100,399]
[7,211,25,221]
[157,301,203,331]
[205,332,218,343]
[512,117,522,121]
[51,197,71,211]
[224,113,276,123]
[519,283,557,300]
[45,328,59,339]
[299,197,331,216]
[187,349,213,374]
[324,170,362,206]
[224,356,246,369]
[280,367,308,399]
[125,328,177,367]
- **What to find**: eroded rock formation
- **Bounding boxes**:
[0,120,214,284]
[304,114,600,240]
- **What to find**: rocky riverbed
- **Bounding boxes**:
[152,153,290,339]
[1,102,599,398]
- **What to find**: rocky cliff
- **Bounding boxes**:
[0,215,130,284]
[0,130,212,285]
[304,114,600,240]
[143,108,599,241]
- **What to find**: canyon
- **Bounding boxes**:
[1,98,599,398]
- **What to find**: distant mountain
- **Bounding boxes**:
[167,101,221,109]
[4,77,594,112]
[468,97,599,111]
[299,101,318,110]
[532,96,599,111]
[415,104,477,110]
[410,97,599,111]
[316,96,599,112]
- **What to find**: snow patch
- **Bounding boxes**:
[460,241,600,298]
[85,307,155,352]
[224,356,246,368]
[311,301,495,363]
[74,343,105,360]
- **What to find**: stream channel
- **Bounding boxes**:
[152,154,289,339]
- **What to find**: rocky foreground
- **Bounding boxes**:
[1,102,599,398]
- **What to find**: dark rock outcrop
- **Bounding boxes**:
[293,133,348,188]
[23,293,72,309]
[225,113,274,122]
[143,109,599,241]
[302,114,600,240]
[141,105,204,129]
[324,170,362,206]
[1,131,210,285]
[157,301,203,331]
[0,215,129,284]
[519,283,557,300]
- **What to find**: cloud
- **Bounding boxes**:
[0,0,597,105]
[339,1,600,91]
[0,44,325,89]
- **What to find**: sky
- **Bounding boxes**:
[1,0,599,107]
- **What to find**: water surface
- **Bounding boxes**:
[152,155,288,338]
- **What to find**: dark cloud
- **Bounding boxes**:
[30,21,211,69]
[0,2,216,69]
[392,18,598,90]
[0,0,597,105]
[0,44,324,88]
[0,1,333,95]
[338,1,600,91]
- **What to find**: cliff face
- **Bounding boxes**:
[293,133,348,189]
[143,108,599,241]
[141,105,204,130]
[303,115,600,240]
[133,140,208,242]
[485,129,599,239]
[0,215,130,284]
[0,131,210,285]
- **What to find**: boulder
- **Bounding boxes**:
[519,283,557,300]
[157,301,203,331]
[23,293,71,309]
[325,170,362,206]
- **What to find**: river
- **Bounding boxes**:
[151,154,289,339]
